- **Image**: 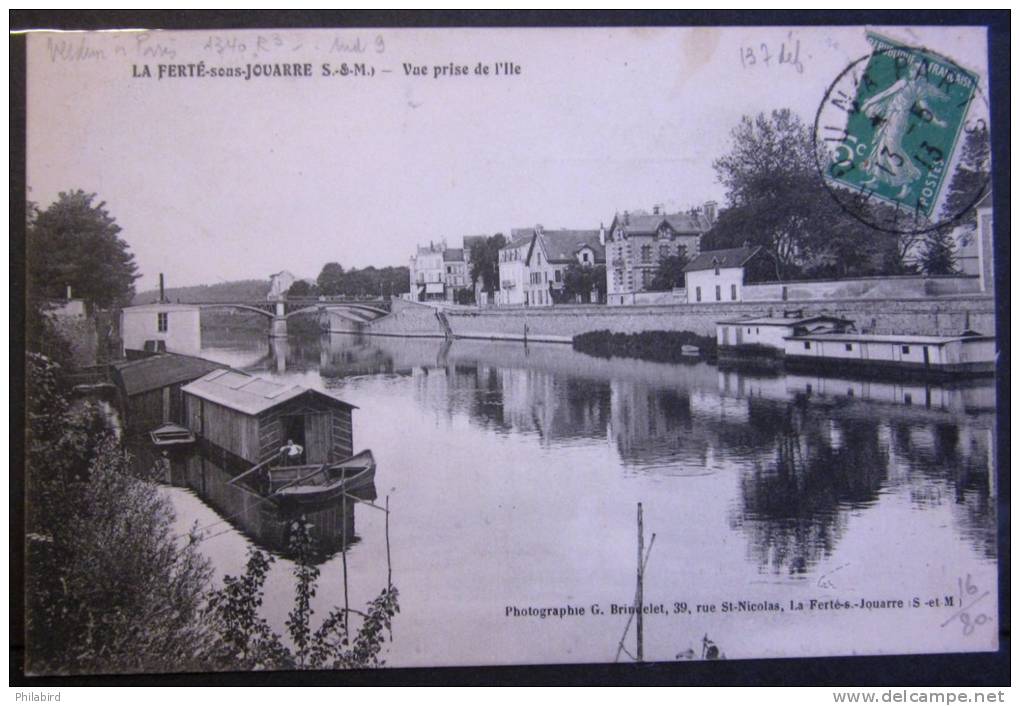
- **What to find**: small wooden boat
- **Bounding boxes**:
[149,422,196,447]
[270,450,376,507]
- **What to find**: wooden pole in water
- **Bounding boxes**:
[636,502,644,662]
[385,495,392,588]
[342,496,350,632]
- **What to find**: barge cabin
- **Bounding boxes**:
[181,369,356,468]
[716,313,854,355]
[111,353,227,432]
[782,330,996,378]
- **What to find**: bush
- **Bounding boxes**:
[572,330,718,363]
[25,353,215,675]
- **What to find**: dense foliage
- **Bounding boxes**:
[647,250,690,291]
[317,262,409,298]
[573,330,718,363]
[25,353,215,674]
[468,233,507,295]
[703,110,902,280]
[560,263,607,304]
[28,191,140,309]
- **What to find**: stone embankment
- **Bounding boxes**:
[350,296,996,343]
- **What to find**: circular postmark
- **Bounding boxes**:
[812,37,990,236]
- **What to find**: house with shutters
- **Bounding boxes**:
[498,226,605,306]
[605,203,716,306]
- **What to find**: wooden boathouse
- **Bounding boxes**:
[111,353,227,432]
[181,369,356,467]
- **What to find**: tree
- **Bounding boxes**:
[469,234,507,294]
[706,110,901,279]
[28,191,140,308]
[919,230,957,275]
[561,263,606,304]
[648,250,690,291]
[316,262,345,296]
[287,280,318,298]
[940,124,991,228]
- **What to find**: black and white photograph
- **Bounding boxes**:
[13,15,1008,685]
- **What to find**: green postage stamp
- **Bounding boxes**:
[822,32,979,219]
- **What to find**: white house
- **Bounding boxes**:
[268,270,297,300]
[121,302,202,357]
[409,241,448,302]
[684,245,766,304]
[498,226,605,307]
[497,230,534,306]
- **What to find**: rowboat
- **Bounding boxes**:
[269,450,377,507]
[149,422,196,447]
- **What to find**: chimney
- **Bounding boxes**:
[599,222,606,247]
[159,273,165,303]
[704,200,718,225]
[623,211,630,226]
[652,204,661,216]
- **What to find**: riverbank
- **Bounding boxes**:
[354,296,996,343]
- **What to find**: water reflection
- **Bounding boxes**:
[131,438,374,564]
[199,329,996,579]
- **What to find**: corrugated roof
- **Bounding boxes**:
[181,369,355,416]
[538,230,605,263]
[113,354,226,396]
[443,248,465,262]
[684,246,764,272]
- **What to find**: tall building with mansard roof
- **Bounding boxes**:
[605,202,716,306]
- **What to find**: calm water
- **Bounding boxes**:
[163,326,999,666]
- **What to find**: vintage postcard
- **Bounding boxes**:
[19,22,1002,679]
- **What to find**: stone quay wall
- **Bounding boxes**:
[361,295,997,343]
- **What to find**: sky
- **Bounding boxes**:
[26,25,989,291]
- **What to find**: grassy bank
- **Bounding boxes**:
[573,330,718,363]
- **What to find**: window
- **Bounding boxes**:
[641,245,652,263]
[582,252,590,263]
[157,312,168,332]
[901,345,911,355]
[659,245,670,258]
[747,328,751,334]
[781,286,788,301]
[731,284,737,301]
[715,285,721,301]
[903,393,912,405]
[555,269,562,282]
[804,341,811,350]
[695,286,702,302]
[845,343,853,351]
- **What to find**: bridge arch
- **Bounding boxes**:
[197,303,274,318]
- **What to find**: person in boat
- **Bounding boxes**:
[279,438,304,466]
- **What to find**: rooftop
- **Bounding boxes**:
[784,332,995,345]
[684,246,764,272]
[182,369,356,416]
[444,248,465,262]
[717,314,852,327]
[112,353,226,396]
[620,212,710,235]
[123,302,201,312]
[538,229,605,263]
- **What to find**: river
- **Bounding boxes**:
[161,326,999,667]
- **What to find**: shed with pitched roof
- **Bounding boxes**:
[181,369,356,466]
